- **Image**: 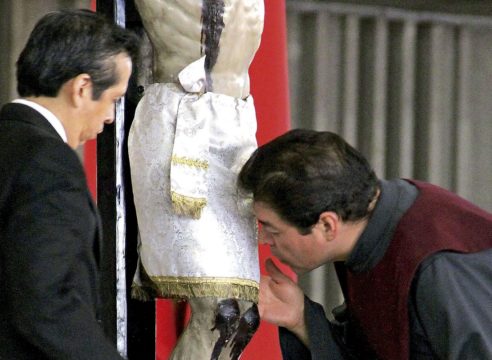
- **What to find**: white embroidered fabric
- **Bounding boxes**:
[128,59,260,287]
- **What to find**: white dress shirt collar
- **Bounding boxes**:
[12,98,68,143]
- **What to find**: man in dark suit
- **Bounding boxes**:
[0,10,138,359]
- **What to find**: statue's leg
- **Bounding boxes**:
[169,298,216,360]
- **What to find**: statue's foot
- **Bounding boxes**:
[211,299,241,359]
[210,299,260,360]
[229,304,260,360]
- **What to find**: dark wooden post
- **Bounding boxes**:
[96,0,155,358]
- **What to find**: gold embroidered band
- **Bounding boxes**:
[171,155,209,169]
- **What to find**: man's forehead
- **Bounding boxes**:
[252,201,272,216]
[254,202,282,227]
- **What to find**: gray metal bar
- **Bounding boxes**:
[426,24,456,188]
[369,17,388,177]
[114,0,128,357]
[397,21,417,178]
[341,14,359,146]
[313,12,341,132]
[455,28,473,197]
[286,12,302,128]
[286,1,492,28]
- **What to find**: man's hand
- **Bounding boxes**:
[259,258,309,346]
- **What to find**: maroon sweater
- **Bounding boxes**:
[346,180,492,360]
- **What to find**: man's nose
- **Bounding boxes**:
[105,103,117,124]
[104,116,115,125]
[258,228,273,245]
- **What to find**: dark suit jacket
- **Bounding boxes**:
[0,103,122,359]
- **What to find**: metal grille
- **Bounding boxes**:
[286,1,492,311]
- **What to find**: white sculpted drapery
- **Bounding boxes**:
[129,58,260,301]
[128,0,265,358]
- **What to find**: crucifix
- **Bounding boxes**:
[128,1,264,358]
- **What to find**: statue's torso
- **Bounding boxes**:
[135,0,265,98]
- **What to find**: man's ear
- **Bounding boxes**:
[68,73,92,107]
[317,211,339,241]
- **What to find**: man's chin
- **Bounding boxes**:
[275,258,306,276]
[290,266,308,276]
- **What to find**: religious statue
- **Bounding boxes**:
[127,1,264,358]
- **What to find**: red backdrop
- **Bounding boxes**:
[85,0,98,199]
[240,1,293,358]
[86,1,293,358]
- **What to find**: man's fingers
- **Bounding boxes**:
[257,301,265,318]
[259,275,271,295]
[265,258,290,284]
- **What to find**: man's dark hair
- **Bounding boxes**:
[238,129,379,234]
[16,9,139,100]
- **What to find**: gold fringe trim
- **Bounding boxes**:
[171,191,207,219]
[131,284,154,302]
[132,275,259,303]
[171,155,209,170]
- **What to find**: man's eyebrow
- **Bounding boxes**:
[258,220,277,230]
[257,220,269,227]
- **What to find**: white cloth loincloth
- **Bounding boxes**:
[128,58,260,302]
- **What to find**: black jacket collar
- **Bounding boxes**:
[0,102,63,141]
